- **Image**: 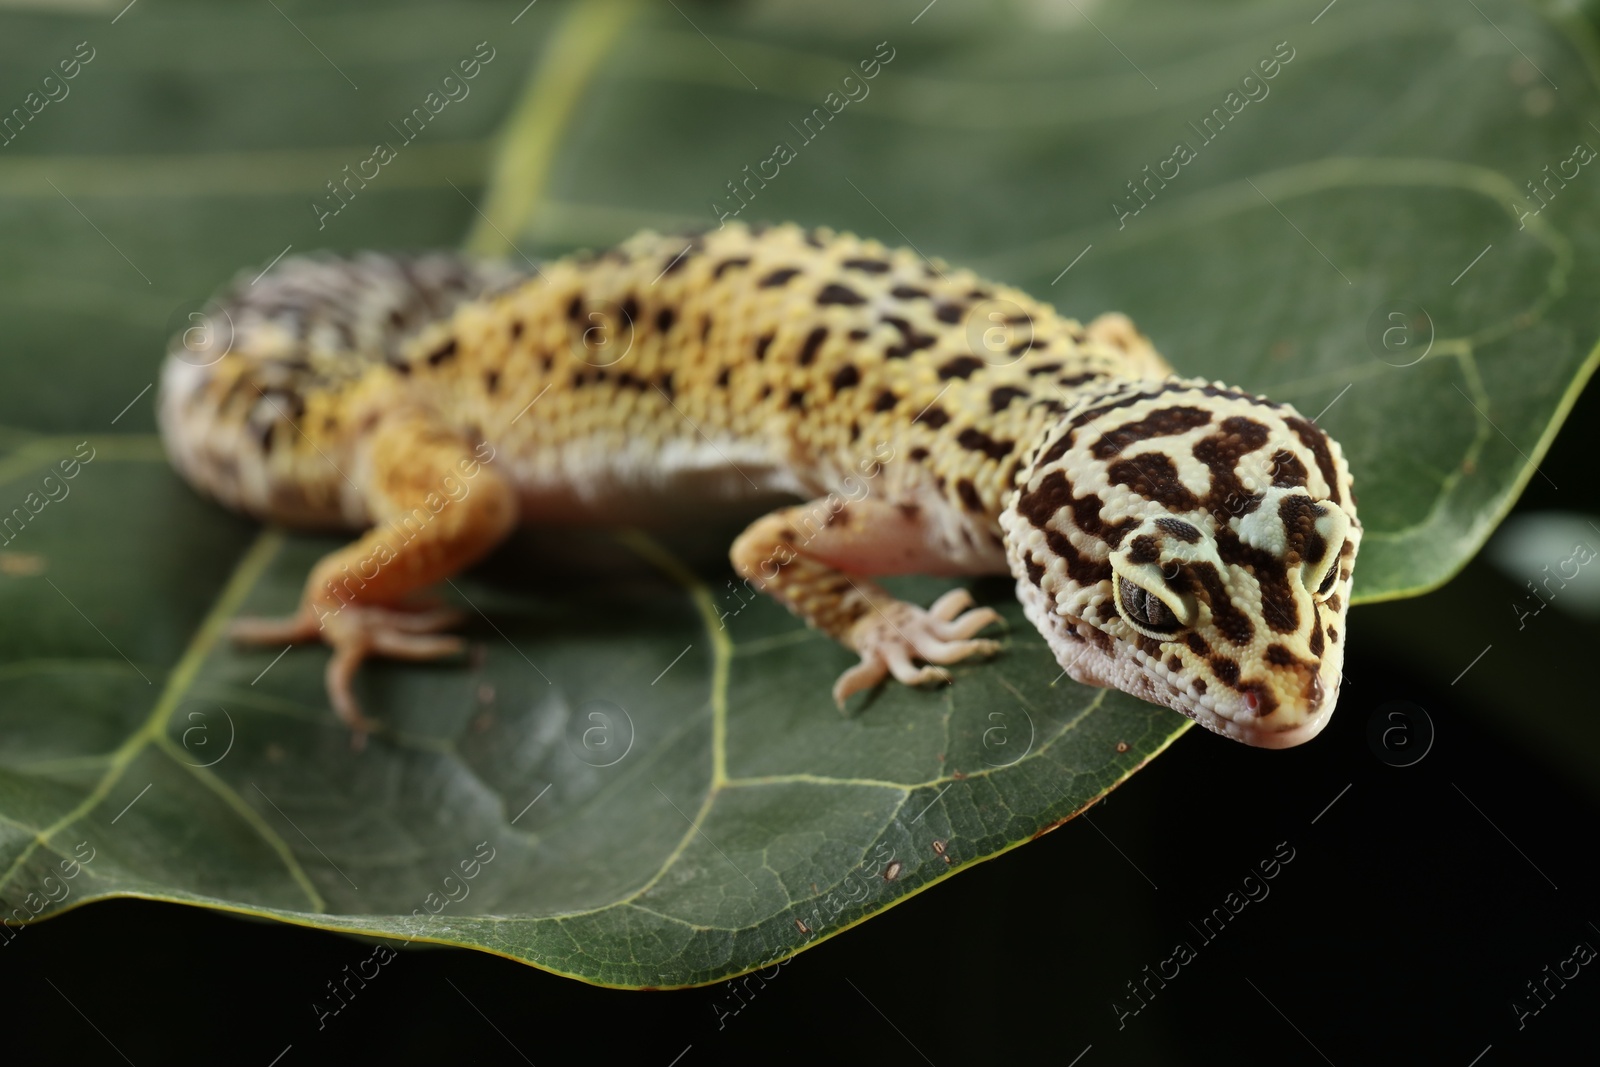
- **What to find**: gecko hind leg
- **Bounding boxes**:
[230,412,517,742]
[729,498,1003,710]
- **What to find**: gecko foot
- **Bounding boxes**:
[231,603,466,746]
[833,589,1003,709]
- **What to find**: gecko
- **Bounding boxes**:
[157,222,1360,749]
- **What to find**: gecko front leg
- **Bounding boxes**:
[230,410,518,740]
[729,498,1004,708]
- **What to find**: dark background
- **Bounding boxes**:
[3,381,1594,1067]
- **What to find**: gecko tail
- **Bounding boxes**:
[157,251,527,527]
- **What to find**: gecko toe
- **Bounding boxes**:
[833,657,889,709]
[926,588,975,622]
[934,606,1003,641]
[229,609,321,645]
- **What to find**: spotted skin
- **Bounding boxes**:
[158,222,1359,747]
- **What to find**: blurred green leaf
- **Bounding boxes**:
[1,0,1595,986]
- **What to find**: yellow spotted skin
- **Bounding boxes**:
[158,221,1359,747]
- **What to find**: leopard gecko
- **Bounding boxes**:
[157,222,1359,748]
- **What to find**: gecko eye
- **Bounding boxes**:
[1116,576,1184,635]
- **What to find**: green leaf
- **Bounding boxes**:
[1,0,1594,987]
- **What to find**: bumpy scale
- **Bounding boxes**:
[158,223,1360,748]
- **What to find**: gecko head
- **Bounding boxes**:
[999,377,1361,748]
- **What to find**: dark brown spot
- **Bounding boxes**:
[566,295,582,320]
[510,320,524,340]
[1189,562,1255,646]
[760,268,801,288]
[1092,406,1212,460]
[1325,594,1341,613]
[1213,526,1298,634]
[1036,432,1072,468]
[1278,495,1326,564]
[754,333,774,361]
[1192,416,1273,523]
[620,296,638,326]
[818,283,865,306]
[1270,449,1308,489]
[1286,416,1342,504]
[935,303,963,324]
[989,386,1028,413]
[799,326,828,366]
[909,447,929,461]
[1325,626,1337,645]
[1025,555,1046,586]
[658,371,674,399]
[1015,471,1137,550]
[956,428,1013,460]
[1167,655,1182,672]
[760,384,772,400]
[955,478,984,512]
[843,258,891,273]
[1265,644,1298,667]
[1194,678,1207,695]
[1059,372,1103,389]
[714,257,750,278]
[656,307,676,333]
[715,367,731,388]
[484,370,500,393]
[848,328,869,341]
[891,285,928,300]
[914,407,950,429]
[1209,656,1241,687]
[880,315,938,358]
[938,356,986,380]
[1185,632,1211,657]
[701,316,713,342]
[786,389,805,410]
[873,390,898,412]
[1127,535,1160,565]
[1038,524,1112,585]
[1068,380,1233,432]
[1028,362,1063,377]
[427,339,458,366]
[1156,518,1201,543]
[832,364,860,391]
[1108,453,1200,512]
